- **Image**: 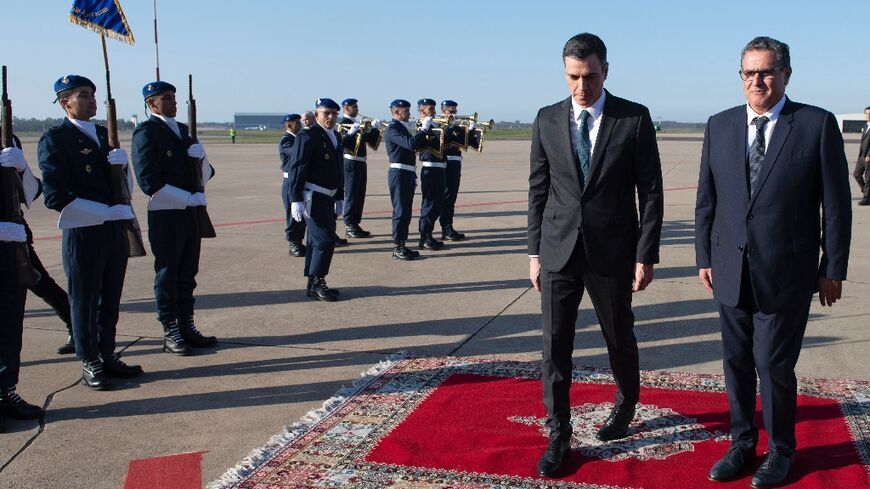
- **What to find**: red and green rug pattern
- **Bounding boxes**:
[211,355,870,488]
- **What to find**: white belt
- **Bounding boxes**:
[422,162,447,169]
[343,154,367,162]
[389,163,416,172]
[283,172,289,178]
[447,156,463,162]
[304,182,337,197]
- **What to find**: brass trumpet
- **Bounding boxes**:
[336,116,383,156]
[415,114,455,129]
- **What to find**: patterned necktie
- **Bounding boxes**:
[747,115,769,195]
[576,110,591,188]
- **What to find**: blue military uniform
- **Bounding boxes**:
[279,114,306,254]
[416,99,446,249]
[439,100,466,241]
[338,98,379,237]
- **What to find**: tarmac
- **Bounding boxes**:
[1,133,867,488]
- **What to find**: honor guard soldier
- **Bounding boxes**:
[338,98,380,239]
[416,99,447,250]
[1,137,46,428]
[131,81,218,356]
[287,98,344,301]
[38,75,143,390]
[439,100,466,241]
[384,99,432,259]
[279,114,307,257]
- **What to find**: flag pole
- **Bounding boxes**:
[153,0,160,81]
[100,32,112,101]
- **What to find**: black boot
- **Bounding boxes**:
[418,232,444,250]
[57,334,76,355]
[179,315,218,348]
[537,437,571,477]
[81,360,112,390]
[306,276,339,301]
[392,241,418,260]
[441,224,466,241]
[345,224,371,238]
[288,240,306,257]
[596,404,636,441]
[162,320,192,356]
[101,353,144,378]
[0,386,44,420]
[334,234,349,247]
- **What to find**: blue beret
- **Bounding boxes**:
[142,81,176,100]
[341,98,358,107]
[390,99,410,108]
[441,99,458,108]
[315,98,340,110]
[283,113,301,123]
[417,98,436,107]
[53,75,96,101]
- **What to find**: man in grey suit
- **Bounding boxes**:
[853,106,870,205]
[695,37,851,488]
[528,32,664,477]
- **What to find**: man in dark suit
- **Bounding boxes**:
[695,37,851,488]
[279,113,307,256]
[131,81,218,356]
[528,32,664,477]
[853,106,870,205]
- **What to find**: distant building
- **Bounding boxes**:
[233,113,285,130]
[835,113,867,133]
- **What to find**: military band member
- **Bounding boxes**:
[439,100,466,241]
[38,75,143,390]
[417,98,447,250]
[384,99,432,260]
[338,98,380,239]
[279,114,307,257]
[131,81,218,356]
[0,137,46,426]
[288,98,344,301]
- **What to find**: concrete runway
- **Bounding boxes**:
[2,134,867,488]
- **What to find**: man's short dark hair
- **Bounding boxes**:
[741,36,790,69]
[865,106,870,112]
[562,33,607,64]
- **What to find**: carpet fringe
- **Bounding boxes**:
[207,351,408,489]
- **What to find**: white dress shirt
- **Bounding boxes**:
[569,91,606,157]
[153,114,182,139]
[745,95,786,157]
[67,118,100,146]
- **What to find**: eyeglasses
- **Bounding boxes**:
[738,67,782,81]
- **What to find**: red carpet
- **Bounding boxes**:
[211,356,870,488]
[123,451,204,489]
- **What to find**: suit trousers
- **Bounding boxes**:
[388,168,416,242]
[0,268,26,388]
[27,241,71,330]
[62,222,128,362]
[342,159,367,227]
[718,258,811,453]
[419,166,445,234]
[853,159,870,199]
[303,192,337,277]
[541,237,639,440]
[282,176,307,242]
[439,160,461,229]
[148,208,202,324]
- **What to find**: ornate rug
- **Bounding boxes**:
[210,354,870,488]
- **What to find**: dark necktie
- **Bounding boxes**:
[747,116,769,195]
[576,110,591,188]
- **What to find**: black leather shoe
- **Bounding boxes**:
[441,225,466,241]
[345,224,371,238]
[750,450,794,488]
[0,386,44,420]
[596,404,635,441]
[419,233,444,250]
[81,360,112,390]
[101,353,144,378]
[288,240,306,257]
[57,335,76,355]
[307,276,339,301]
[537,437,570,477]
[393,242,418,260]
[334,235,349,247]
[708,446,756,482]
[179,316,218,347]
[162,321,192,356]
[859,198,870,206]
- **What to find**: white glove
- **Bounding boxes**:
[468,122,477,131]
[291,202,304,222]
[104,204,134,221]
[0,221,27,242]
[187,143,206,159]
[371,119,382,129]
[347,122,361,136]
[334,200,344,217]
[0,147,28,172]
[106,148,128,167]
[420,117,433,131]
[187,192,207,207]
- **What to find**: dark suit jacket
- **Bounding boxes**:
[695,99,852,312]
[528,92,664,276]
[38,119,113,211]
[131,116,213,196]
[860,126,869,159]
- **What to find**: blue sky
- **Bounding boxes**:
[5,1,869,123]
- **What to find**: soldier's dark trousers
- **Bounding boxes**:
[0,258,26,388]
[282,176,307,242]
[148,208,201,324]
[303,192,337,277]
[27,242,71,327]
[342,159,367,227]
[419,166,445,234]
[440,160,461,229]
[388,168,416,241]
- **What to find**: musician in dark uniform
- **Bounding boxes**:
[38,75,143,390]
[279,113,306,257]
[384,99,432,260]
[416,98,447,250]
[287,98,344,301]
[439,100,467,241]
[0,138,46,427]
[338,98,381,239]
[131,81,218,356]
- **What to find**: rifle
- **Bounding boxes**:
[187,74,216,238]
[1,65,40,287]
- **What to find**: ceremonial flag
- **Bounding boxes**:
[69,0,135,45]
